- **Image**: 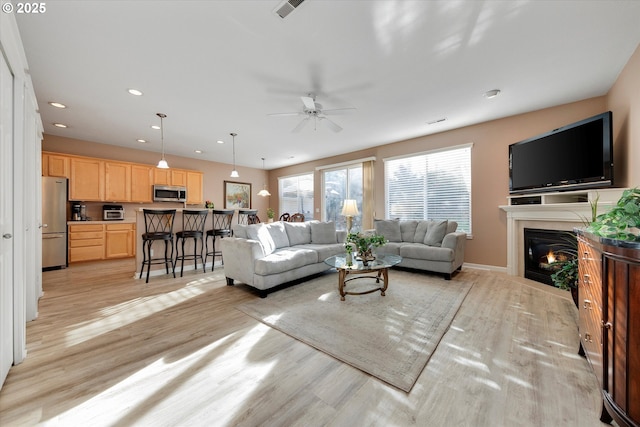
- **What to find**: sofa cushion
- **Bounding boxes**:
[374,242,402,255]
[399,220,418,242]
[232,224,248,239]
[424,220,448,247]
[284,221,312,246]
[400,243,454,262]
[414,221,429,243]
[246,223,276,255]
[310,221,337,244]
[265,221,290,249]
[296,243,344,261]
[254,247,318,275]
[374,219,402,242]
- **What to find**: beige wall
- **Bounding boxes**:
[44,44,640,269]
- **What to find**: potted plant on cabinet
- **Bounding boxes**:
[266,208,275,223]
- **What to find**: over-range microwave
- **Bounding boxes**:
[153,185,187,202]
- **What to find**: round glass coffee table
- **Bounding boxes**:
[324,254,402,301]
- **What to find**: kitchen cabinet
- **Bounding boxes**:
[105,161,131,202]
[105,223,136,258]
[68,224,104,262]
[186,171,203,205]
[154,168,171,186]
[131,165,153,203]
[171,169,187,187]
[578,232,640,427]
[69,157,104,201]
[43,153,70,177]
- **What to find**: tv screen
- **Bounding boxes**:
[509,111,613,194]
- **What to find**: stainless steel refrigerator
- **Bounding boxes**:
[42,176,68,269]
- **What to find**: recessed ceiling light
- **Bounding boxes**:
[127,88,143,96]
[48,102,66,109]
[194,149,203,154]
[216,140,225,144]
[137,139,148,143]
[53,123,68,128]
[151,125,160,130]
[484,89,501,99]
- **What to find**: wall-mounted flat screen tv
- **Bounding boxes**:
[509,111,613,195]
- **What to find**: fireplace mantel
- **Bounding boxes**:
[499,188,625,277]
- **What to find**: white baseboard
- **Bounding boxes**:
[462,262,507,274]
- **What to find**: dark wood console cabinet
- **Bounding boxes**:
[578,232,640,427]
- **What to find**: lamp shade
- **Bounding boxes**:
[341,199,359,216]
[257,188,271,197]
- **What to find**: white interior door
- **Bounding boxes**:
[0,50,16,386]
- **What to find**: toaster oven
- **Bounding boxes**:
[103,204,125,220]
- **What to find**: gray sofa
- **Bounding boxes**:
[220,221,346,297]
[371,219,466,279]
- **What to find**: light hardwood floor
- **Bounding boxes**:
[0,260,610,426]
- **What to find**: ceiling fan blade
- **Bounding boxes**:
[321,107,357,116]
[292,117,310,133]
[268,111,303,117]
[320,117,342,132]
[301,96,316,110]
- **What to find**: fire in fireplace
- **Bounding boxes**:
[524,228,577,286]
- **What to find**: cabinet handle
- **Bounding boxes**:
[601,321,613,330]
[581,251,589,260]
[583,274,590,285]
[583,299,592,310]
[584,333,592,343]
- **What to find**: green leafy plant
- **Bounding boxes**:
[345,232,387,254]
[266,207,275,219]
[549,232,579,291]
[587,188,640,241]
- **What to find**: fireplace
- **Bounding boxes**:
[524,228,576,286]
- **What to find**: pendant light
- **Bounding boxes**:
[257,157,271,197]
[156,113,169,169]
[230,132,239,178]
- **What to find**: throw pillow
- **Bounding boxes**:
[246,223,275,255]
[446,221,458,234]
[310,221,337,244]
[374,219,402,242]
[414,221,429,243]
[284,222,312,245]
[266,222,290,249]
[399,220,418,242]
[424,220,448,247]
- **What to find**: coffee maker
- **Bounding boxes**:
[71,202,82,221]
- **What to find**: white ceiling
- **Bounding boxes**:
[16,0,640,170]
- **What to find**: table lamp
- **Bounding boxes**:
[341,199,359,234]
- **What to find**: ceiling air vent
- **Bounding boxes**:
[274,0,305,19]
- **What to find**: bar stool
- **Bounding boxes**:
[205,209,234,270]
[237,209,258,225]
[174,210,208,277]
[140,209,176,283]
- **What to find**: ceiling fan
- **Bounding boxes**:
[269,94,355,133]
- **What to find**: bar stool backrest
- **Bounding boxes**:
[212,209,234,232]
[290,213,305,222]
[143,209,176,236]
[182,210,208,233]
[238,209,258,225]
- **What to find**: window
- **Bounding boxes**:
[278,173,314,219]
[384,144,472,235]
[323,164,362,231]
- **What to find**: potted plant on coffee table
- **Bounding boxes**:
[345,232,387,266]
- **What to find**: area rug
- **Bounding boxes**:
[237,269,475,392]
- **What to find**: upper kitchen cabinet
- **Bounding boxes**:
[170,169,187,187]
[153,168,170,186]
[105,161,131,202]
[131,165,153,203]
[186,171,203,205]
[43,153,70,177]
[69,157,104,201]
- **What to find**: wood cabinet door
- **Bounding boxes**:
[105,225,135,259]
[154,168,170,185]
[186,171,203,205]
[171,169,187,187]
[69,158,104,201]
[105,161,131,202]
[131,165,153,203]
[46,154,70,178]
